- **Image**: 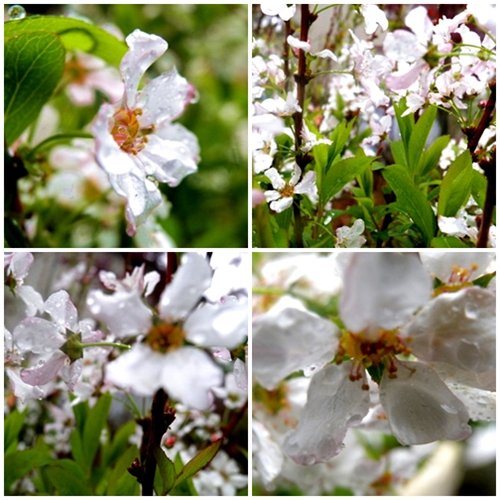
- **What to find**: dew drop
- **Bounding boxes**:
[440,404,458,415]
[7,4,26,20]
[303,364,317,376]
[464,302,479,320]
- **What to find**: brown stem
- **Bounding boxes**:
[476,151,496,248]
[467,79,496,157]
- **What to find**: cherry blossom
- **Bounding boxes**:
[93,29,199,236]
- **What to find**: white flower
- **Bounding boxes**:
[335,219,366,247]
[261,2,296,21]
[264,164,318,213]
[360,5,388,35]
[99,253,248,410]
[254,253,495,465]
[286,35,337,61]
[13,290,102,391]
[93,29,199,236]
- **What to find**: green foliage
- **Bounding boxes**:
[44,459,92,495]
[154,448,176,495]
[383,165,436,244]
[4,32,65,145]
[4,409,26,453]
[431,236,470,248]
[408,105,437,175]
[4,446,53,493]
[438,151,473,216]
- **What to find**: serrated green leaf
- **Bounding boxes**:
[44,459,92,495]
[154,448,176,495]
[431,236,469,248]
[408,105,437,175]
[4,32,65,145]
[174,440,222,487]
[383,164,436,244]
[4,448,53,492]
[5,16,127,66]
[418,135,450,176]
[322,156,373,203]
[438,150,473,217]
[83,392,112,469]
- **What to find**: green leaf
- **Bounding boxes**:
[383,164,436,244]
[103,420,137,468]
[390,140,407,167]
[418,135,450,176]
[174,440,222,487]
[154,448,176,495]
[4,409,26,453]
[70,426,86,469]
[322,156,373,204]
[5,16,127,66]
[437,150,473,217]
[4,449,53,493]
[471,169,487,208]
[328,119,354,168]
[44,459,92,495]
[431,236,469,248]
[408,105,437,175]
[106,445,139,495]
[82,392,112,469]
[4,32,65,146]
[274,205,292,230]
[473,271,496,288]
[393,97,414,153]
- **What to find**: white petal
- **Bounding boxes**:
[420,252,494,283]
[161,347,223,410]
[286,35,311,52]
[60,358,83,391]
[264,167,286,190]
[17,285,44,316]
[380,361,471,445]
[138,68,191,125]
[404,287,495,388]
[144,270,161,296]
[340,253,432,337]
[253,308,338,390]
[121,29,168,108]
[185,300,247,349]
[106,343,164,396]
[283,363,370,465]
[125,178,163,236]
[294,171,318,205]
[13,317,65,354]
[159,253,212,321]
[6,252,33,282]
[44,290,78,331]
[361,5,388,35]
[270,196,293,213]
[446,382,496,421]
[87,289,152,338]
[252,420,284,486]
[21,351,68,386]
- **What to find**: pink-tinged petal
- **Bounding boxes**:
[386,61,428,91]
[405,6,433,44]
[17,285,44,316]
[264,167,286,190]
[380,361,471,445]
[270,196,293,213]
[159,253,212,322]
[21,351,68,386]
[185,300,247,349]
[45,290,78,331]
[404,287,495,388]
[161,347,223,410]
[253,308,338,390]
[106,343,165,396]
[420,252,494,283]
[6,252,33,282]
[383,30,425,62]
[283,363,370,465]
[60,359,83,391]
[138,69,191,125]
[13,317,65,354]
[87,289,152,338]
[6,368,45,403]
[340,253,432,337]
[121,29,168,108]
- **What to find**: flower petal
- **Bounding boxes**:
[138,68,192,125]
[264,167,286,190]
[283,363,370,464]
[6,252,33,283]
[17,285,44,316]
[446,382,496,421]
[21,351,68,386]
[270,196,293,213]
[404,287,495,389]
[294,170,318,205]
[340,253,432,337]
[161,347,223,410]
[44,290,78,331]
[13,317,65,354]
[252,420,284,487]
[253,308,338,390]
[159,253,212,322]
[185,300,247,349]
[379,361,471,445]
[121,29,168,108]
[420,252,494,283]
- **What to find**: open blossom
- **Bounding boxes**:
[264,164,318,213]
[89,253,248,410]
[12,290,103,391]
[253,253,495,465]
[260,2,296,21]
[93,29,200,236]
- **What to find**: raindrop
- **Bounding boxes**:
[464,302,479,320]
[303,364,317,376]
[7,4,26,20]
[440,404,458,415]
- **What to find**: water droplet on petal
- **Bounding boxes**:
[441,404,458,415]
[7,5,26,20]
[464,302,479,320]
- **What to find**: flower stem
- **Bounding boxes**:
[25,132,93,161]
[82,341,131,350]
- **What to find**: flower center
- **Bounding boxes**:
[279,184,295,197]
[434,263,478,295]
[253,383,290,415]
[146,323,185,353]
[110,108,155,155]
[335,330,411,385]
[65,57,88,84]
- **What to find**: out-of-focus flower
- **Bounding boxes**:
[335,218,366,247]
[13,290,103,390]
[93,29,199,235]
[94,253,247,410]
[264,164,318,213]
[261,2,296,21]
[360,5,388,35]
